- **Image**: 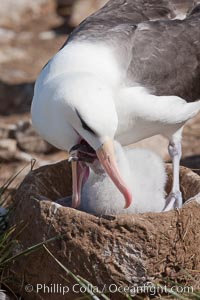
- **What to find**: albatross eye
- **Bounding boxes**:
[76,109,96,134]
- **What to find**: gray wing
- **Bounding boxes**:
[67,0,194,42]
[127,12,200,101]
[65,0,200,101]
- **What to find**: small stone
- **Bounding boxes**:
[0,139,17,153]
[0,47,29,64]
[15,121,57,154]
[0,138,33,162]
[0,124,17,139]
[0,82,34,115]
[38,31,56,40]
[0,28,16,43]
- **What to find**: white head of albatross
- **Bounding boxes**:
[31,71,132,210]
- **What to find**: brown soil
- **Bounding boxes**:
[8,161,200,300]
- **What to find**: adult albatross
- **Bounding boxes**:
[31,0,200,210]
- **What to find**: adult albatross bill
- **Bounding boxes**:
[31,0,200,210]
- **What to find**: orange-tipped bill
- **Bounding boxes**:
[96,139,132,208]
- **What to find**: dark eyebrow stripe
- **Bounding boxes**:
[75,109,96,135]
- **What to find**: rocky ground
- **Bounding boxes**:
[0,0,200,189]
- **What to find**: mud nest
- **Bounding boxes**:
[9,160,200,300]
